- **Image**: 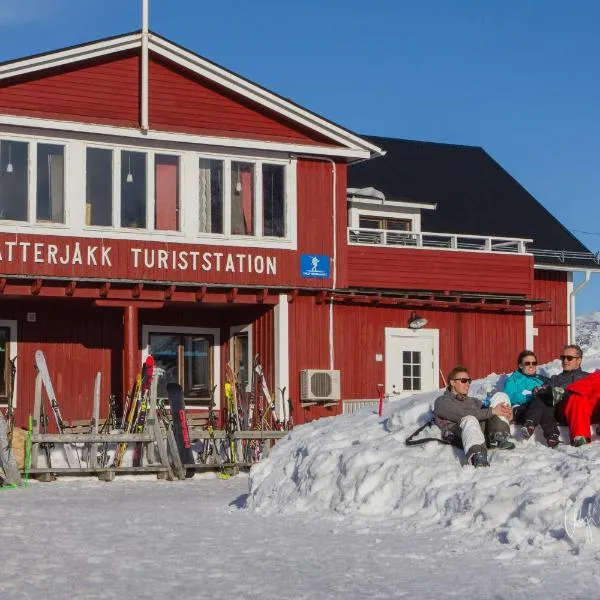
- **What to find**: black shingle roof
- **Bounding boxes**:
[348,136,595,269]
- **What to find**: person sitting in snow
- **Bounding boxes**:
[540,344,593,446]
[501,350,560,448]
[433,366,514,468]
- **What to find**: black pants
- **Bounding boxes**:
[522,396,559,438]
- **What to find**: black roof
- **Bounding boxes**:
[348,136,595,269]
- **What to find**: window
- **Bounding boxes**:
[402,351,421,391]
[359,216,411,231]
[231,331,250,390]
[150,332,215,404]
[37,144,65,223]
[263,164,285,237]
[198,158,224,234]
[86,148,113,226]
[231,161,255,235]
[0,327,11,400]
[121,150,147,228]
[155,154,180,231]
[0,140,28,221]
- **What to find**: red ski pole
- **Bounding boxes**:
[377,384,385,417]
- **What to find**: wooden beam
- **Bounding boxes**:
[132,283,143,299]
[31,279,42,296]
[65,281,77,297]
[256,288,268,303]
[195,286,207,302]
[0,278,6,293]
[94,300,165,309]
[315,290,327,305]
[227,287,238,303]
[287,289,298,303]
[99,282,110,298]
[164,285,175,300]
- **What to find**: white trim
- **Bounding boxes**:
[141,324,221,409]
[0,35,141,79]
[0,319,17,408]
[274,293,289,420]
[384,327,440,396]
[534,264,600,273]
[0,114,371,159]
[347,196,437,211]
[229,324,253,393]
[525,308,535,350]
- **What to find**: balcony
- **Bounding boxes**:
[347,227,531,255]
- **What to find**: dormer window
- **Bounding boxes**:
[358,216,412,232]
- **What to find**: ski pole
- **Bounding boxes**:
[377,384,385,417]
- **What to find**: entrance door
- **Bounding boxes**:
[385,328,439,399]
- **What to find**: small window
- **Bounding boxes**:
[37,144,65,223]
[150,332,214,404]
[231,331,250,389]
[402,350,421,391]
[231,162,255,235]
[359,216,411,231]
[86,148,113,226]
[0,140,28,221]
[121,150,147,229]
[263,164,285,237]
[198,158,223,234]
[155,154,180,231]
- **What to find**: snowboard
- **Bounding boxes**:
[166,382,195,475]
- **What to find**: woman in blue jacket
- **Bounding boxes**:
[503,350,559,447]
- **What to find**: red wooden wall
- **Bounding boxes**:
[347,246,533,295]
[0,51,336,146]
[532,269,569,363]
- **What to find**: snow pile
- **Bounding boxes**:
[248,355,600,551]
[577,311,600,356]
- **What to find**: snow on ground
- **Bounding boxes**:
[5,349,600,597]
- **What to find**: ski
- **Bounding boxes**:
[34,350,80,468]
[166,382,195,475]
[133,356,154,467]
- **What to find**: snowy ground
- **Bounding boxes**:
[4,353,600,598]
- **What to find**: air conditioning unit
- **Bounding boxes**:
[300,369,341,402]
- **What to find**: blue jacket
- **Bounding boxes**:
[503,369,547,406]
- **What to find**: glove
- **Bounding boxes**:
[551,386,565,406]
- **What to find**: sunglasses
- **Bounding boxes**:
[452,377,472,384]
[560,355,580,362]
[521,361,537,367]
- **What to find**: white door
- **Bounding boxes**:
[385,328,439,399]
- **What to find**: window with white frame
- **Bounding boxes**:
[0,320,17,407]
[358,215,412,231]
[0,134,294,245]
[230,325,252,391]
[147,327,218,405]
[0,139,28,221]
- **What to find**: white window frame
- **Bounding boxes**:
[0,319,17,408]
[142,325,221,409]
[0,128,297,249]
[348,204,422,232]
[229,324,253,393]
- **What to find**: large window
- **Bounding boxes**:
[263,164,285,237]
[37,144,65,223]
[231,161,255,235]
[198,158,223,234]
[155,154,180,231]
[121,150,147,229]
[0,140,28,221]
[86,147,113,226]
[149,332,215,404]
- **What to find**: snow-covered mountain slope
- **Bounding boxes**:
[248,354,600,553]
[577,312,600,355]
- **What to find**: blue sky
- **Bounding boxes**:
[1,0,599,312]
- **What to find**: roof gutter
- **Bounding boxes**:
[569,270,592,344]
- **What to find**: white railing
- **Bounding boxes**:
[347,227,532,255]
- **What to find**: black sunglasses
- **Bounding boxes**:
[521,361,537,367]
[452,377,472,384]
[560,355,580,362]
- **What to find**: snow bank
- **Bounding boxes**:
[248,356,600,551]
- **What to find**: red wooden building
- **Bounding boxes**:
[0,31,596,427]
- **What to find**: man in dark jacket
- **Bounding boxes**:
[433,365,514,467]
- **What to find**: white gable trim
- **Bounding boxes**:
[0,114,371,159]
[0,33,383,159]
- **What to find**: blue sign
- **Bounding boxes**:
[300,254,331,279]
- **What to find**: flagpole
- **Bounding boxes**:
[141,0,149,131]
